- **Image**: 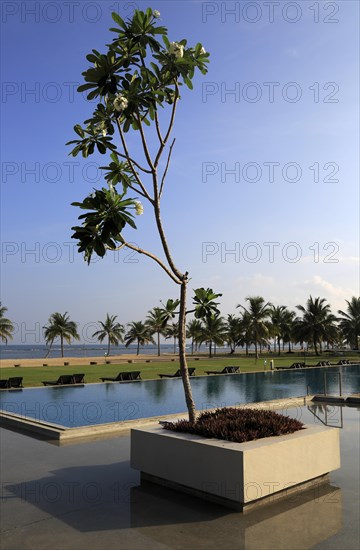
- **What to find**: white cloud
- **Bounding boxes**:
[291,276,358,311]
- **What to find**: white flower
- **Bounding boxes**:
[102,129,107,137]
[153,10,160,18]
[169,42,184,59]
[134,200,144,216]
[113,94,128,112]
[200,46,206,55]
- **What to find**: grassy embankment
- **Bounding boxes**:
[0,353,358,387]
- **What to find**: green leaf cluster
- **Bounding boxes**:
[71,188,137,263]
[193,288,222,319]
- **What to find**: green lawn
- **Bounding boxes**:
[1,353,358,387]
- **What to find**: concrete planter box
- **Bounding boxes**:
[131,423,340,511]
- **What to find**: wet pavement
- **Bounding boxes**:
[1,405,359,550]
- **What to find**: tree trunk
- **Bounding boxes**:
[44,339,53,359]
[314,337,319,356]
[157,331,160,356]
[137,340,140,355]
[277,336,281,356]
[178,280,196,423]
[107,337,110,356]
[255,339,259,359]
[61,335,64,357]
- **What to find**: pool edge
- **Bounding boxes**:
[0,395,312,443]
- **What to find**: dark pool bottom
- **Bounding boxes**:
[0,365,359,428]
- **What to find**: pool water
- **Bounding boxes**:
[0,365,359,428]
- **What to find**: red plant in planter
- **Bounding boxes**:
[162,407,304,443]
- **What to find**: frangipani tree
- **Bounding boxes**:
[68,8,211,422]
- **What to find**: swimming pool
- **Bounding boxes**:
[0,365,359,428]
[0,365,360,428]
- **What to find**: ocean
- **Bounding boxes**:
[0,343,231,360]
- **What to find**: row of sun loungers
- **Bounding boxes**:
[276,359,355,370]
[100,371,142,382]
[3,359,356,389]
[42,374,85,386]
[0,377,23,389]
[205,366,240,375]
[158,368,196,378]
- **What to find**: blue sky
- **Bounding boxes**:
[1,1,359,344]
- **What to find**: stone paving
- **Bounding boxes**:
[1,405,359,549]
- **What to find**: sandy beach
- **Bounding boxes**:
[0,353,183,368]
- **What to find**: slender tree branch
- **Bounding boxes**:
[154,81,179,168]
[116,118,153,203]
[159,138,176,198]
[123,183,151,200]
[163,81,180,144]
[154,111,164,145]
[107,242,182,285]
[135,110,155,171]
[111,149,153,174]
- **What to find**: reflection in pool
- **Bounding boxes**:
[0,365,359,427]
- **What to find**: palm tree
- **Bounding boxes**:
[164,322,179,353]
[43,312,80,357]
[92,313,124,355]
[237,296,272,358]
[0,303,14,343]
[146,307,168,356]
[295,296,338,356]
[225,314,242,353]
[270,306,296,355]
[124,321,154,355]
[281,309,296,353]
[186,319,203,354]
[198,315,227,358]
[238,310,253,355]
[338,297,360,350]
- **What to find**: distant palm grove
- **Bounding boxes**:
[0,296,359,358]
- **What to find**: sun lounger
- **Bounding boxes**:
[100,371,142,382]
[121,371,141,381]
[0,379,10,389]
[158,368,196,378]
[289,362,306,369]
[205,366,240,375]
[335,359,351,365]
[72,373,85,384]
[42,375,74,386]
[8,377,23,388]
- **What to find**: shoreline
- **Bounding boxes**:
[0,353,185,368]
